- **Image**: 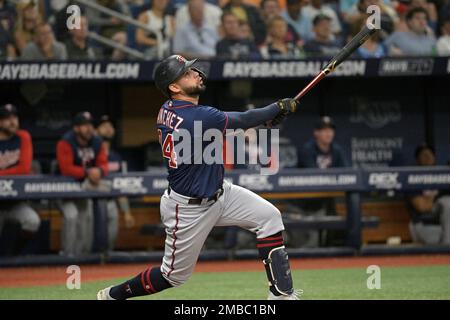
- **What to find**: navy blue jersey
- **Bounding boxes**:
[61,130,103,168]
[156,99,228,198]
[56,130,109,179]
[298,139,350,169]
[0,133,21,170]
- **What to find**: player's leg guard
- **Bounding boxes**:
[109,266,173,300]
[257,232,294,296]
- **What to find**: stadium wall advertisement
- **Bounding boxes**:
[1,57,449,81]
[1,168,450,200]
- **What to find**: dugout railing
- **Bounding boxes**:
[1,167,450,267]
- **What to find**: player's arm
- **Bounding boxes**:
[226,99,298,130]
[95,142,109,177]
[0,130,33,175]
[56,140,86,179]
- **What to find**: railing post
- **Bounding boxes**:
[345,191,362,249]
[92,198,108,253]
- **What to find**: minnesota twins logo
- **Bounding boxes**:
[174,55,187,63]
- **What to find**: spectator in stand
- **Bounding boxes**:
[52,1,86,43]
[65,16,96,60]
[175,0,222,32]
[303,14,342,57]
[14,2,41,54]
[239,20,254,40]
[0,0,16,32]
[96,115,134,251]
[280,0,313,41]
[437,12,450,55]
[173,0,219,59]
[56,112,109,257]
[291,116,349,248]
[216,11,261,59]
[0,0,17,26]
[303,0,342,36]
[0,18,16,60]
[408,0,438,32]
[136,0,175,60]
[86,0,129,60]
[384,7,436,56]
[0,104,40,256]
[343,0,398,38]
[260,1,301,48]
[222,0,267,45]
[260,0,280,24]
[350,15,387,57]
[21,22,67,60]
[407,144,450,245]
[260,15,305,58]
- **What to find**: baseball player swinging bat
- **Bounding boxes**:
[294,25,378,102]
[97,23,378,302]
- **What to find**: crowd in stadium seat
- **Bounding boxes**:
[2,0,450,61]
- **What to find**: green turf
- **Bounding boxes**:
[1,265,450,300]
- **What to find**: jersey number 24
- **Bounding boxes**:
[158,129,177,168]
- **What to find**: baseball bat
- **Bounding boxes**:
[294,25,378,102]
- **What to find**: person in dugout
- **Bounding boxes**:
[96,115,135,251]
[56,111,109,257]
[0,104,40,256]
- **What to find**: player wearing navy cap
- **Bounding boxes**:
[98,55,301,300]
[0,104,40,255]
[56,111,109,257]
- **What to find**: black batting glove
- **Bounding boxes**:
[267,98,299,127]
[277,98,299,115]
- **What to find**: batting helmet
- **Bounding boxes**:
[153,55,205,97]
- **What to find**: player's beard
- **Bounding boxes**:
[0,123,18,137]
[184,83,206,97]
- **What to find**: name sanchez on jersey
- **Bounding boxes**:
[157,108,184,130]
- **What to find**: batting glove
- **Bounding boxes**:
[277,98,299,115]
[269,98,299,126]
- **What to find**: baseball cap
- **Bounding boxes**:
[97,114,113,127]
[314,116,336,130]
[153,55,201,97]
[73,111,93,126]
[0,104,18,119]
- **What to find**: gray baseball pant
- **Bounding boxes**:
[409,196,450,245]
[158,180,284,287]
[58,199,93,256]
[0,202,40,235]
